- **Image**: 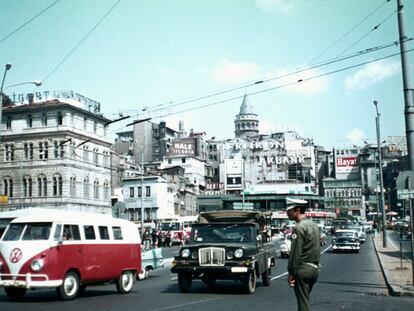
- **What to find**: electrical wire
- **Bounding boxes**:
[336,9,398,58]
[102,38,412,119]
[0,0,61,44]
[41,0,121,84]
[310,0,391,63]
[152,49,414,121]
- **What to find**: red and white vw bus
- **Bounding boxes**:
[0,210,141,300]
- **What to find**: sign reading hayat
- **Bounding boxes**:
[336,156,359,173]
[168,138,196,157]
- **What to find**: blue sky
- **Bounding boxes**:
[1,0,413,149]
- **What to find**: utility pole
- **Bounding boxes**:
[374,101,386,247]
[396,0,414,285]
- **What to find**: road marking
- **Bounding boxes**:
[149,297,221,311]
[271,244,331,280]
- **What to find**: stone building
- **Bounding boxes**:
[0,91,112,213]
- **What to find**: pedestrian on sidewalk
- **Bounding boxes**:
[286,198,321,311]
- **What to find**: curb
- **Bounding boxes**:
[372,235,414,297]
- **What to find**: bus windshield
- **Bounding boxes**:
[2,222,52,241]
[159,222,180,231]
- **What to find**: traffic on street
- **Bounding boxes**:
[0,232,413,311]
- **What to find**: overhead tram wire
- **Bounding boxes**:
[112,38,412,120]
[41,0,121,84]
[0,0,61,44]
[310,0,391,64]
[336,8,398,59]
[147,49,414,122]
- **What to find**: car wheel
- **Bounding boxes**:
[243,270,256,294]
[178,272,192,293]
[4,288,27,300]
[116,270,135,294]
[262,268,271,286]
[57,271,79,300]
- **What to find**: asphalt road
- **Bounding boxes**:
[1,236,413,311]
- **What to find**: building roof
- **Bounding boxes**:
[239,94,254,115]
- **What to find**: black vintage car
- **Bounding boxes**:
[171,211,277,294]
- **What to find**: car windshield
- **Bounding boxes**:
[190,224,255,244]
[2,222,52,241]
[336,231,355,238]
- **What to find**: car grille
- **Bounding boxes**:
[198,247,225,266]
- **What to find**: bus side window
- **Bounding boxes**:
[84,225,96,240]
[99,226,110,240]
[63,225,81,240]
[112,226,123,240]
[54,224,62,240]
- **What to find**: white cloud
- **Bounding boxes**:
[210,58,261,86]
[346,128,364,144]
[266,67,329,96]
[344,59,400,92]
[255,0,296,14]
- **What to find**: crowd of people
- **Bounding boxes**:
[141,228,189,248]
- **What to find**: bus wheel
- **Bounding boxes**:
[116,270,135,294]
[57,271,79,300]
[4,287,26,300]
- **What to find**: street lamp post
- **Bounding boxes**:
[374,100,387,247]
[0,64,12,133]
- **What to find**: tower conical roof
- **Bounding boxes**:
[239,94,254,114]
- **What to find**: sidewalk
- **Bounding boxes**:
[373,233,414,297]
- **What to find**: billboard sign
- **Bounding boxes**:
[336,156,358,173]
[225,159,243,190]
[167,138,196,157]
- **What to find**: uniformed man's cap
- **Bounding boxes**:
[286,198,308,211]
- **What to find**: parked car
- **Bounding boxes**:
[332,229,360,253]
[139,245,164,280]
[347,226,366,243]
[280,233,292,258]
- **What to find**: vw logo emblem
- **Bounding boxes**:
[10,248,22,263]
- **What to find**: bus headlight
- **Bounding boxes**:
[234,249,243,258]
[181,249,191,258]
[31,259,44,272]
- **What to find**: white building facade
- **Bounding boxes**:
[0,91,112,213]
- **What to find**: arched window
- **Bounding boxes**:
[37,174,47,197]
[93,148,99,164]
[94,179,99,199]
[3,176,13,197]
[53,174,62,196]
[22,176,32,197]
[83,176,90,198]
[103,180,109,200]
[70,176,76,197]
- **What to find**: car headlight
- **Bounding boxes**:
[31,259,44,272]
[332,239,336,243]
[234,248,243,258]
[227,251,234,259]
[181,249,191,258]
[280,244,288,251]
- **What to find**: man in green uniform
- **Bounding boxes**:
[286,198,320,311]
